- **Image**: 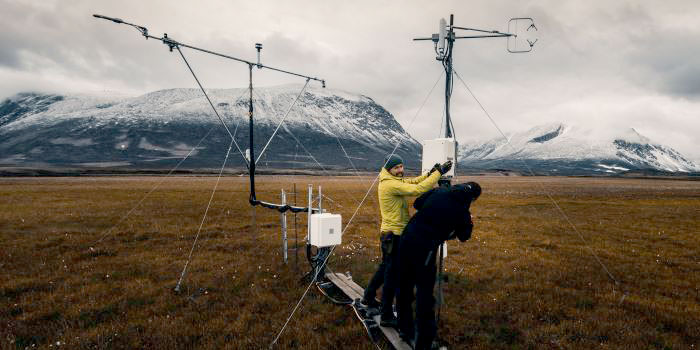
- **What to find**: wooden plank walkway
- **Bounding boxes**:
[325,272,412,350]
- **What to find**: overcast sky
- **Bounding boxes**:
[1,0,699,160]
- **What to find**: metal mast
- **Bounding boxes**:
[414,14,537,139]
[444,15,455,139]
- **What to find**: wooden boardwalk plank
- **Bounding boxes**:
[326,273,412,350]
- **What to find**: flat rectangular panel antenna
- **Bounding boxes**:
[438,18,447,53]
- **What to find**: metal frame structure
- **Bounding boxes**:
[93,14,325,214]
[93,14,333,291]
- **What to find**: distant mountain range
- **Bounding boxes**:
[0,86,421,171]
[458,123,699,175]
[1,88,697,175]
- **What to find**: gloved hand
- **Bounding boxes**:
[428,163,441,175]
[438,160,453,175]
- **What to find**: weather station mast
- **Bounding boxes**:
[92,14,338,293]
[414,14,537,187]
[412,15,537,335]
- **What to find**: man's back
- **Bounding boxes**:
[405,186,475,245]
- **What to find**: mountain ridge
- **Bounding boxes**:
[2,89,697,176]
[0,86,422,170]
[458,122,698,174]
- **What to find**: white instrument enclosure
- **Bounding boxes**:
[421,138,457,178]
[309,213,342,247]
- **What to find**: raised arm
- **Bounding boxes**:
[388,171,441,196]
[404,172,429,184]
[405,162,441,184]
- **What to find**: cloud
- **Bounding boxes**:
[1,0,699,161]
[625,35,700,99]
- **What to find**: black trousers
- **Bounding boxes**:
[397,234,438,350]
[364,232,400,318]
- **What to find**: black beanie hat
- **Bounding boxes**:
[384,154,404,170]
[452,182,482,201]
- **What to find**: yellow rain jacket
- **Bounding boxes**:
[378,168,441,235]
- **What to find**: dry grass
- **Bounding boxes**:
[1,175,698,349]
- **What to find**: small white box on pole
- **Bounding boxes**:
[421,138,457,177]
[309,213,342,247]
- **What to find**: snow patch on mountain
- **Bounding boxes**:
[0,86,421,170]
[459,123,698,173]
[50,137,95,147]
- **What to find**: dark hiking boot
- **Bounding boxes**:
[399,331,416,349]
[360,297,380,309]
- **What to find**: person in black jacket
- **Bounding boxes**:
[396,182,481,349]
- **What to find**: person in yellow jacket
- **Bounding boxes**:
[361,154,452,327]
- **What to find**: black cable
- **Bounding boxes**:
[316,281,353,305]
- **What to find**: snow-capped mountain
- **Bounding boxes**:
[0,86,421,170]
[459,123,699,174]
[2,89,696,175]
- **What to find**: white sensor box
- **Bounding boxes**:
[309,213,342,247]
[421,138,457,178]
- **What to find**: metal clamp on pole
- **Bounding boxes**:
[255,43,263,68]
[162,33,179,52]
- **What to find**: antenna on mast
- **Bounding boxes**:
[437,18,447,58]
[413,13,537,338]
[414,14,538,140]
[413,14,538,183]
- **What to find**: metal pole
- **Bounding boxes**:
[281,189,288,264]
[444,14,455,139]
[294,183,298,269]
[248,64,256,201]
[318,185,322,213]
[249,64,256,236]
[307,184,313,242]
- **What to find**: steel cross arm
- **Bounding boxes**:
[452,26,513,36]
[413,33,513,41]
[151,34,325,83]
[454,34,513,39]
[93,14,326,85]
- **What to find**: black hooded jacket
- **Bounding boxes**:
[401,184,477,251]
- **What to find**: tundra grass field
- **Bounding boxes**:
[1,175,698,349]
